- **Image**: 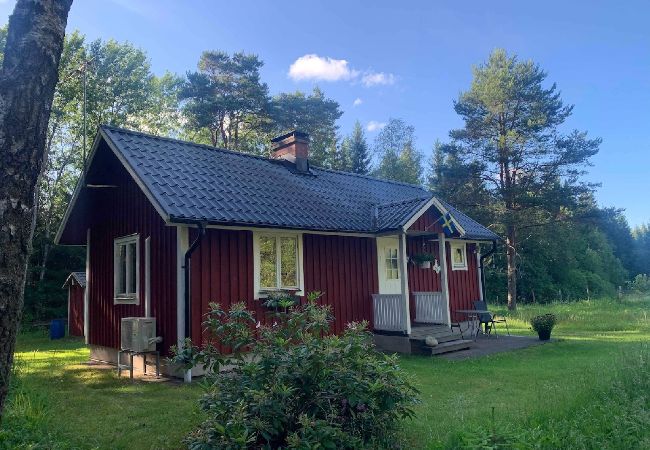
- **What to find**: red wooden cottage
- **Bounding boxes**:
[63,271,86,337]
[56,126,498,377]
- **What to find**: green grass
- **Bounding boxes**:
[2,297,649,449]
[400,297,650,448]
[0,334,203,449]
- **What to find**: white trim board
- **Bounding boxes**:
[402,196,467,236]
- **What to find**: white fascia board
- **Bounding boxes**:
[401,196,466,236]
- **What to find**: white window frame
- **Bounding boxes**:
[253,231,304,299]
[113,233,140,304]
[450,241,468,271]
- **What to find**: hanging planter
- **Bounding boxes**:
[410,253,435,269]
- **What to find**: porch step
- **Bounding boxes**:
[425,339,474,355]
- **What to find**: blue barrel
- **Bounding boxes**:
[50,319,65,340]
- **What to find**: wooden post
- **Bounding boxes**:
[398,232,411,335]
[438,233,451,326]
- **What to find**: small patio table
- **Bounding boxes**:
[455,310,492,340]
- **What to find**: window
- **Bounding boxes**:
[114,234,140,303]
[385,248,399,280]
[450,241,467,271]
[254,232,303,297]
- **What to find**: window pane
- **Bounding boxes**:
[453,246,465,265]
[385,247,399,280]
[280,237,298,288]
[117,244,126,294]
[259,236,277,288]
[128,242,137,294]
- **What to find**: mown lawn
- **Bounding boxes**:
[1,297,648,449]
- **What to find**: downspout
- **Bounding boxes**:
[184,222,206,340]
[479,240,497,303]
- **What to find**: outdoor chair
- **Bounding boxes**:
[472,301,510,337]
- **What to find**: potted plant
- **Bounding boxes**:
[410,253,435,269]
[260,290,298,312]
[530,313,557,341]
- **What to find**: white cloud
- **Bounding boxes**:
[288,55,396,88]
[353,98,363,107]
[366,121,386,132]
[288,54,358,82]
[361,72,396,87]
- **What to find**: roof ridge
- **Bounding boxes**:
[100,124,274,163]
[100,125,433,190]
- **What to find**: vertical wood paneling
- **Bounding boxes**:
[407,207,445,233]
[87,143,177,355]
[303,234,379,334]
[68,284,85,336]
[189,228,255,349]
[406,237,480,324]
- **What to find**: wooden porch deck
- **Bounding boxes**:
[373,323,474,356]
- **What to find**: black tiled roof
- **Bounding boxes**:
[100,126,498,240]
[63,271,86,288]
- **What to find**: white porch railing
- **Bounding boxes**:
[372,294,406,332]
[413,291,447,324]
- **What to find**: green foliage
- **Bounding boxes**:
[629,274,650,293]
[173,293,419,449]
[271,87,343,166]
[343,120,371,174]
[181,50,270,151]
[530,313,557,334]
[410,253,435,264]
[450,48,601,307]
[374,118,423,184]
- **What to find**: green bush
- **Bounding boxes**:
[629,274,650,293]
[530,313,557,336]
[173,292,419,449]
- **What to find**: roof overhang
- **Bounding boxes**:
[55,128,171,245]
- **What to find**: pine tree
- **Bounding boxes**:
[348,121,371,174]
[451,49,600,310]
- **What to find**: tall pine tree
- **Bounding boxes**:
[347,120,371,174]
[450,49,600,309]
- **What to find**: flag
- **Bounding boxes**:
[438,212,457,237]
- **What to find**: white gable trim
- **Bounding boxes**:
[401,197,466,236]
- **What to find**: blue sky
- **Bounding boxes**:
[1,1,648,226]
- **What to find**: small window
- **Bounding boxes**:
[254,232,303,296]
[114,234,140,303]
[385,247,399,280]
[451,242,467,271]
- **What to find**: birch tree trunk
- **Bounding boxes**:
[0,0,72,418]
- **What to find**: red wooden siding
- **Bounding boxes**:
[446,243,481,322]
[188,228,257,348]
[68,283,85,337]
[303,234,379,334]
[87,143,177,355]
[407,206,445,233]
[406,236,481,322]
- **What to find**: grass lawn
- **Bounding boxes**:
[2,297,648,449]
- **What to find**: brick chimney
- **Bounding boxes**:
[271,130,310,173]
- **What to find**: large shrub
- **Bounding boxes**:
[173,293,419,449]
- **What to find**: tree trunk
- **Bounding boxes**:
[0,0,72,419]
[506,224,517,310]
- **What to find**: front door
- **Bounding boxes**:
[377,237,401,294]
